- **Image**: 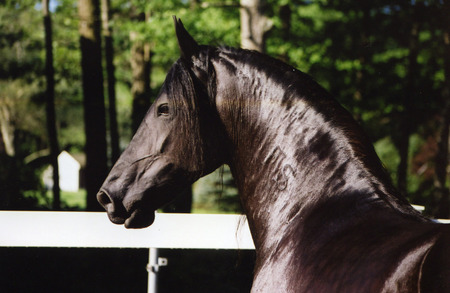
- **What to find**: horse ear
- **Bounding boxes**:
[173,16,200,61]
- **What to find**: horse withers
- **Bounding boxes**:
[97,17,449,292]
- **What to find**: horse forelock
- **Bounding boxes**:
[164,60,206,170]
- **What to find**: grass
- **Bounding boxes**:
[60,189,87,210]
[45,189,87,210]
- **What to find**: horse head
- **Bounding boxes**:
[97,17,226,228]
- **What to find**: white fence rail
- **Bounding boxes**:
[0,211,255,249]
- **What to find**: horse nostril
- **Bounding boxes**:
[97,189,127,225]
[97,190,112,209]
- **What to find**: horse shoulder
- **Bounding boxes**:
[419,224,450,293]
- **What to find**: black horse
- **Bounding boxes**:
[97,18,449,292]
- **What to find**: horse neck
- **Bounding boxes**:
[212,52,419,253]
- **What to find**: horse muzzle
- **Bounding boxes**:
[97,189,156,229]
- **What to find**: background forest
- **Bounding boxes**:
[1,0,449,292]
[1,0,449,218]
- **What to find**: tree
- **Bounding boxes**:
[395,3,421,197]
[78,0,108,211]
[435,0,450,218]
[43,0,61,210]
[0,101,14,157]
[130,12,152,134]
[0,2,47,209]
[240,0,272,52]
[101,0,120,164]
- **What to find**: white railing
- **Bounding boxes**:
[0,211,254,249]
[0,211,255,293]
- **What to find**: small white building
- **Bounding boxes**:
[42,151,81,192]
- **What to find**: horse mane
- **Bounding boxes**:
[210,46,424,220]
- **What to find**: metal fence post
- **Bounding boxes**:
[147,247,168,293]
[147,247,158,293]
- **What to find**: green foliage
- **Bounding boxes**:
[374,136,400,182]
[0,2,46,209]
[0,3,45,136]
[112,0,240,88]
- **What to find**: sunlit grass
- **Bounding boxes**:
[46,189,86,210]
[61,189,86,210]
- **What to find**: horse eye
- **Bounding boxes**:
[157,103,170,116]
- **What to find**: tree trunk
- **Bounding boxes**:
[0,100,16,209]
[240,0,271,52]
[435,103,450,219]
[43,0,61,210]
[397,12,419,197]
[101,0,120,165]
[79,0,108,211]
[0,104,14,157]
[279,4,291,42]
[352,2,371,121]
[435,0,450,218]
[130,23,151,134]
[277,3,291,63]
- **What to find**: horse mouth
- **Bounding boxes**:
[97,189,156,229]
[124,208,156,229]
